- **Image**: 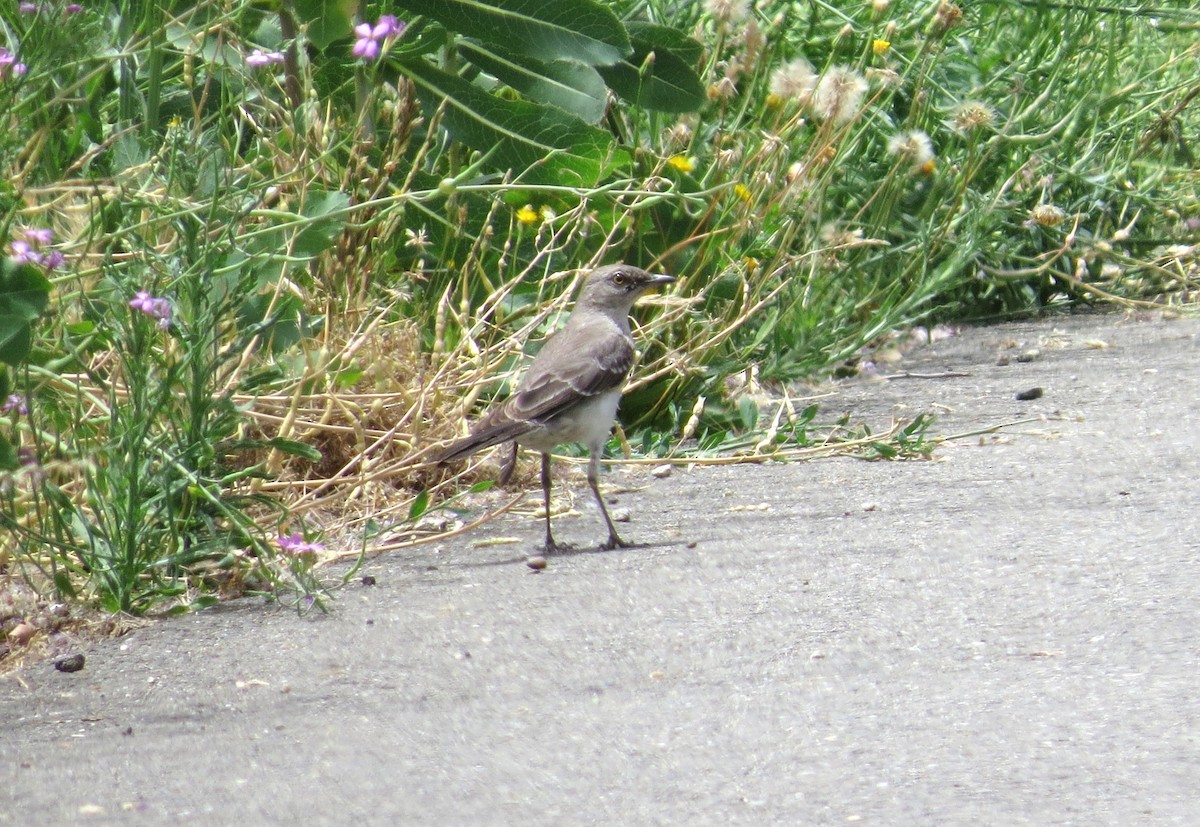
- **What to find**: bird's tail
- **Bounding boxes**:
[431,419,532,465]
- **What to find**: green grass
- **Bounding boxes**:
[0,0,1196,616]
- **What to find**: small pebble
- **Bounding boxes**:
[1016,349,1040,363]
[361,575,377,586]
[54,653,85,673]
[1015,387,1044,401]
[862,502,878,512]
[995,354,1011,366]
[526,555,548,571]
[652,464,673,479]
[8,622,35,646]
[611,508,631,523]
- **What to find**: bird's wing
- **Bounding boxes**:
[506,320,634,423]
[432,315,633,464]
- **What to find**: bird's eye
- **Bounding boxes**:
[612,272,629,287]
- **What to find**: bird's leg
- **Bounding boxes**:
[540,452,559,554]
[589,450,630,550]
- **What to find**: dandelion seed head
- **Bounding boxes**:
[811,66,868,124]
[886,129,935,166]
[932,1,964,33]
[665,122,693,148]
[706,0,750,25]
[951,100,996,132]
[769,58,818,103]
[866,67,902,89]
[707,77,738,101]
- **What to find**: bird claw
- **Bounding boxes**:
[601,535,631,550]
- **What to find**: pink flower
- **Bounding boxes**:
[10,240,41,265]
[372,15,404,39]
[129,290,173,329]
[22,227,53,245]
[246,48,286,67]
[352,15,405,61]
[277,533,324,563]
[2,394,28,415]
[0,48,27,79]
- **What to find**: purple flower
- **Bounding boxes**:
[129,290,173,329]
[2,394,28,415]
[352,15,405,61]
[246,48,285,68]
[66,3,84,12]
[373,15,404,39]
[277,533,324,561]
[22,227,53,245]
[0,48,26,79]
[10,240,41,265]
[352,24,380,60]
[18,2,38,13]
[9,228,63,271]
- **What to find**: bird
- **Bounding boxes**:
[433,264,675,554]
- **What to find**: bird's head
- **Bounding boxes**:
[577,264,675,312]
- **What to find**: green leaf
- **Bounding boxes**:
[399,59,621,185]
[0,431,17,471]
[0,315,33,366]
[293,0,356,49]
[294,190,351,258]
[398,0,630,65]
[626,22,703,65]
[460,41,607,123]
[0,262,52,321]
[263,438,322,462]
[408,489,430,522]
[597,26,706,113]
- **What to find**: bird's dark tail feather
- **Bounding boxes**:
[431,420,532,465]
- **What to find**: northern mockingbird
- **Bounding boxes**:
[433,264,675,553]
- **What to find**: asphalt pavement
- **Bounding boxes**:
[3,310,1198,825]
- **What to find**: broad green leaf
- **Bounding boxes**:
[294,190,351,257]
[0,314,33,366]
[0,262,52,321]
[460,41,607,123]
[400,59,619,186]
[293,0,356,49]
[598,27,705,113]
[627,22,703,65]
[398,0,630,65]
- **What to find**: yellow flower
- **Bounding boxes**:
[667,155,696,174]
[872,39,891,56]
[515,205,539,224]
[734,183,752,202]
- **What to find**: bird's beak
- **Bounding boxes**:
[647,273,676,288]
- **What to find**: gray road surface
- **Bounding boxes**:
[3,311,1199,825]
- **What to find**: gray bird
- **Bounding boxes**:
[433,264,675,553]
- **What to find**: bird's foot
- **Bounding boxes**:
[601,534,632,550]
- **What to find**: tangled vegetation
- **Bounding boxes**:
[0,0,1196,617]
